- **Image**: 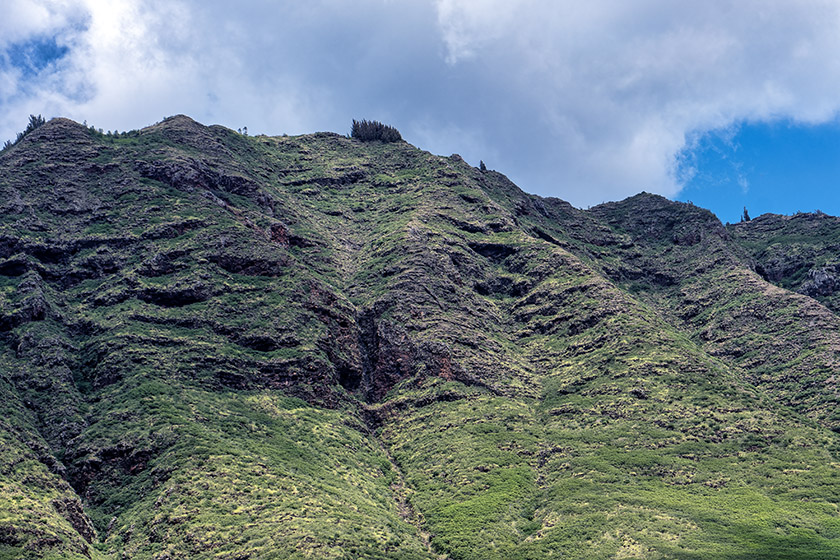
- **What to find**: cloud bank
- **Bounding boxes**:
[3,0,840,206]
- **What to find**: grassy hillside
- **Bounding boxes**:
[0,116,839,559]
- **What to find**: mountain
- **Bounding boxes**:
[1,115,839,560]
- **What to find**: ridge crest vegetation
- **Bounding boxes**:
[0,116,839,559]
[1,114,45,150]
[350,118,403,143]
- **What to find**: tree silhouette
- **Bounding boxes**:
[351,119,402,143]
[1,114,46,151]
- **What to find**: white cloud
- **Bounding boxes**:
[4,1,840,207]
[0,0,84,48]
[0,0,326,139]
[433,0,840,204]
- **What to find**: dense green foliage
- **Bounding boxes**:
[0,116,839,559]
[351,119,402,143]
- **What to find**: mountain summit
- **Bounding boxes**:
[1,116,839,559]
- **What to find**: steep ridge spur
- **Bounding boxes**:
[0,116,839,559]
[730,210,840,313]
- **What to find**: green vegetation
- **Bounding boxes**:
[0,115,839,558]
[351,119,403,143]
[2,114,46,150]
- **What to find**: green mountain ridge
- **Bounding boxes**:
[1,115,839,559]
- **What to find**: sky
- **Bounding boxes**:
[3,1,840,224]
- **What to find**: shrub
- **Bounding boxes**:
[742,206,751,222]
[24,114,45,135]
[1,114,46,151]
[351,119,402,143]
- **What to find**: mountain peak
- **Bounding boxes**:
[1,115,839,559]
[20,116,91,143]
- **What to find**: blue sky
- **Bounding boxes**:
[6,36,69,78]
[3,1,840,224]
[677,120,840,224]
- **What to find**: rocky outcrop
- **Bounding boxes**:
[51,497,96,543]
[730,211,840,313]
[136,158,259,197]
[799,264,840,297]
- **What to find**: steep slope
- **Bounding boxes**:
[730,211,840,314]
[0,116,839,559]
[0,118,436,560]
[573,195,840,431]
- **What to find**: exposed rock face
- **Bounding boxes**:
[730,211,840,313]
[52,498,96,543]
[799,264,840,297]
[136,158,259,197]
[1,116,840,559]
